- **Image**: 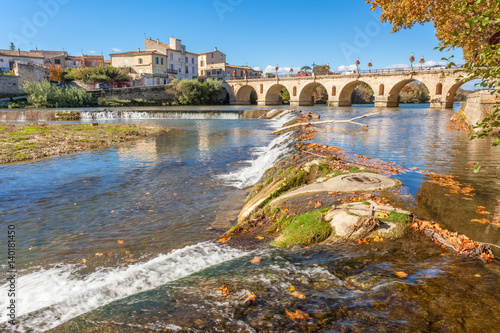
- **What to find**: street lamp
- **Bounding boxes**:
[244,67,247,79]
[355,57,360,73]
[259,69,263,77]
[368,60,372,73]
[289,66,293,77]
[325,63,330,75]
[420,56,425,70]
[275,64,279,77]
[410,52,415,71]
[232,71,236,79]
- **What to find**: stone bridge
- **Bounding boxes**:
[224,68,464,109]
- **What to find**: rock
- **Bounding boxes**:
[306,112,320,120]
[326,209,360,237]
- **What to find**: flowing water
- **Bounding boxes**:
[0,105,499,332]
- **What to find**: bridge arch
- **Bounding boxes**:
[298,82,329,106]
[443,80,465,108]
[236,85,258,105]
[265,83,290,105]
[338,80,375,107]
[386,79,432,107]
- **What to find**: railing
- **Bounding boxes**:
[153,73,169,78]
[225,65,465,81]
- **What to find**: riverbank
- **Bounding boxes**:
[222,112,495,262]
[0,123,167,165]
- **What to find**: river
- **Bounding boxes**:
[0,104,499,332]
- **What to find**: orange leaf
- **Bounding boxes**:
[290,291,306,299]
[95,253,103,257]
[217,236,230,243]
[308,201,313,205]
[124,258,134,262]
[314,201,322,208]
[373,235,384,242]
[286,309,311,321]
[394,271,408,279]
[117,240,124,244]
[256,235,264,240]
[358,238,369,244]
[250,256,262,264]
[243,292,256,305]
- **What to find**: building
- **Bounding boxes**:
[0,49,45,72]
[111,37,198,86]
[32,50,68,68]
[144,37,198,80]
[198,47,260,80]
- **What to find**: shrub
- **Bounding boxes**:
[21,81,92,108]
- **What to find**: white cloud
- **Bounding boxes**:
[385,64,408,69]
[88,50,96,54]
[262,65,299,75]
[112,47,121,52]
[337,64,357,72]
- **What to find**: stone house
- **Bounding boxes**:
[0,49,45,72]
[198,47,260,80]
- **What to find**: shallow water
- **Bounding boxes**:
[0,104,499,332]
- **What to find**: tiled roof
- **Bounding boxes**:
[110,50,164,57]
[0,49,44,58]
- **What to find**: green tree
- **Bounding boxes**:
[351,83,374,104]
[280,88,290,104]
[64,64,129,83]
[21,81,92,108]
[399,82,430,103]
[299,66,311,74]
[9,42,15,50]
[313,65,328,76]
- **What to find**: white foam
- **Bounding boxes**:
[0,242,247,332]
[80,111,240,120]
[217,112,297,189]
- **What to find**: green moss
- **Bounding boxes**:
[15,144,37,149]
[271,208,332,247]
[348,166,380,174]
[265,166,276,174]
[260,170,308,207]
[0,125,6,131]
[15,153,26,158]
[264,177,274,187]
[7,126,49,136]
[226,225,239,236]
[379,211,410,223]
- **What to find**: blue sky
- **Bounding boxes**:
[1,0,473,85]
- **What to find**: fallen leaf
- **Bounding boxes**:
[475,274,481,278]
[107,252,113,257]
[288,285,296,291]
[206,227,213,230]
[81,259,86,263]
[286,309,311,322]
[290,291,306,299]
[219,284,230,296]
[394,271,408,279]
[117,240,124,244]
[256,235,264,240]
[314,201,322,208]
[73,203,77,206]
[95,253,103,257]
[375,212,388,218]
[250,256,262,264]
[373,235,384,242]
[243,292,256,305]
[145,192,150,195]
[358,238,369,244]
[217,235,230,243]
[308,201,313,205]
[124,258,134,262]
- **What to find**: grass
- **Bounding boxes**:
[0,123,166,165]
[271,207,332,248]
[260,170,308,207]
[348,166,380,174]
[379,211,410,224]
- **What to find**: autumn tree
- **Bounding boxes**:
[366,0,498,61]
[47,64,64,82]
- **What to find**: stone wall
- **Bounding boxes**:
[91,85,179,101]
[14,63,50,84]
[0,75,22,98]
[463,90,500,128]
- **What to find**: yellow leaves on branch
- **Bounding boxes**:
[366,0,498,60]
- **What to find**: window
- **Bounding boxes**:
[201,70,204,75]
[191,58,194,64]
[221,54,223,60]
[54,59,61,65]
[164,79,167,84]
[161,58,164,65]
[200,60,204,67]
[212,69,216,74]
[157,79,160,85]
[156,57,159,64]
[156,70,159,75]
[124,59,129,66]
[211,53,214,58]
[185,57,188,63]
[138,58,143,64]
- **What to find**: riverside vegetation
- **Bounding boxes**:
[0,123,167,165]
[6,78,228,109]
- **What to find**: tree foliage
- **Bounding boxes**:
[9,42,15,51]
[21,81,92,108]
[171,78,226,105]
[366,0,498,61]
[280,88,290,104]
[47,64,64,82]
[64,64,129,83]
[399,82,430,103]
[351,83,374,104]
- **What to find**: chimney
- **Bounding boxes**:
[137,48,140,52]
[215,47,217,51]
[18,48,20,55]
[156,38,159,44]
